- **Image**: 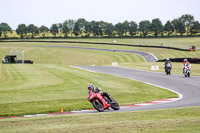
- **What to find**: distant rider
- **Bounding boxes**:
[88,83,113,103]
[164,58,172,70]
[182,59,191,73]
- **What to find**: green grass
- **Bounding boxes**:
[0,107,200,133]
[0,64,177,117]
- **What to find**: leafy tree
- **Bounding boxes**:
[177,19,185,36]
[172,18,185,36]
[0,27,2,37]
[0,22,12,38]
[73,22,79,36]
[164,21,173,36]
[90,21,102,37]
[151,18,163,36]
[122,20,130,36]
[39,25,49,37]
[50,24,59,37]
[16,24,27,38]
[27,24,39,38]
[73,18,87,36]
[62,20,70,37]
[190,21,200,35]
[115,23,124,37]
[0,26,2,37]
[172,19,178,36]
[58,23,63,37]
[98,21,109,36]
[180,14,194,36]
[67,19,76,37]
[115,21,130,36]
[139,20,151,37]
[85,21,92,37]
[129,21,138,36]
[104,23,115,37]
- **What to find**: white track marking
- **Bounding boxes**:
[69,65,96,73]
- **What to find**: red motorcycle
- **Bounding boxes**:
[88,91,120,112]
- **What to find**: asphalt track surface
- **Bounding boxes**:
[75,66,200,113]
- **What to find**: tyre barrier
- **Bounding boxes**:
[158,58,200,64]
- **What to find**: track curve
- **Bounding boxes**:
[40,46,157,62]
[29,45,200,112]
[75,66,200,113]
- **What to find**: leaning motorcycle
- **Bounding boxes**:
[88,91,120,112]
[184,66,191,77]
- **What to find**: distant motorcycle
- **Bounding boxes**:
[88,91,120,112]
[184,66,191,77]
[165,63,172,75]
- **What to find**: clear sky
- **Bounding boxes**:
[1,0,200,30]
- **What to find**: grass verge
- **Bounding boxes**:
[0,107,199,133]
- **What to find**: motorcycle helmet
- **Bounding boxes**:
[88,83,94,90]
[184,59,187,62]
[166,58,169,61]
[94,86,101,92]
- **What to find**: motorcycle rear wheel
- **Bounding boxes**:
[92,100,104,112]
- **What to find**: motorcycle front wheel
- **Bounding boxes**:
[92,100,104,112]
[110,99,120,110]
[188,72,190,77]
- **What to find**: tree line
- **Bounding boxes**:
[0,14,200,39]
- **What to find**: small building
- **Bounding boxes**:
[2,55,17,63]
[2,51,33,64]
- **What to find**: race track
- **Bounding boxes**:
[2,45,199,119]
[39,45,199,112]
[75,66,200,113]
[40,46,157,62]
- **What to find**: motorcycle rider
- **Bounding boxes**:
[183,59,191,73]
[88,83,114,103]
[164,58,172,70]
